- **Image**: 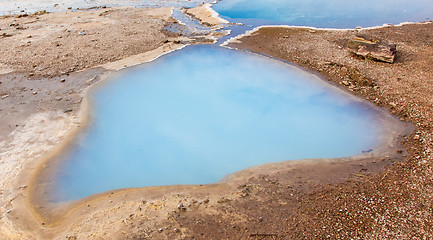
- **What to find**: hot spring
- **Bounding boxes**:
[48,45,384,202]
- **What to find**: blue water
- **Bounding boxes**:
[51,46,382,202]
[213,0,433,28]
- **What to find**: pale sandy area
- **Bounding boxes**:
[0,0,214,16]
[0,5,221,239]
[184,3,229,28]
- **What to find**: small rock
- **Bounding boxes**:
[64,108,73,113]
[78,32,86,36]
[32,91,37,95]
[174,228,180,233]
[60,78,66,83]
[158,228,163,232]
[177,203,187,211]
[347,35,396,63]
[1,95,9,99]
[0,33,13,38]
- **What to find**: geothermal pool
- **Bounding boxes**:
[50,46,383,202]
[34,0,432,203]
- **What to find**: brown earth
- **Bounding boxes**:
[1,6,433,239]
[0,7,180,77]
[122,23,433,239]
[0,6,194,141]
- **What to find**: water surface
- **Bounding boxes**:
[51,45,382,202]
[213,0,433,28]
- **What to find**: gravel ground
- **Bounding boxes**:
[1,6,432,239]
[163,22,433,239]
[124,22,433,239]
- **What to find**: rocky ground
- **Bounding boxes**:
[132,22,433,239]
[123,23,433,239]
[1,5,432,239]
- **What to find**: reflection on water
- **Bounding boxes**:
[51,45,382,202]
[213,0,433,28]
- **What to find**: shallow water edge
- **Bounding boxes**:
[26,40,412,226]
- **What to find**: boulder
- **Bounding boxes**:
[347,35,396,63]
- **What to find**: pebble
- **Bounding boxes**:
[177,203,186,211]
[60,78,66,83]
[79,32,86,36]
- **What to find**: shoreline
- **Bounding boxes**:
[221,21,433,47]
[0,6,219,238]
[0,5,431,238]
[222,22,433,238]
[27,22,413,235]
[28,85,411,225]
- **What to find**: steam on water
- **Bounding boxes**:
[52,46,382,201]
[28,0,431,202]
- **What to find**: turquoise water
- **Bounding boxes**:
[213,0,433,28]
[51,46,382,202]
